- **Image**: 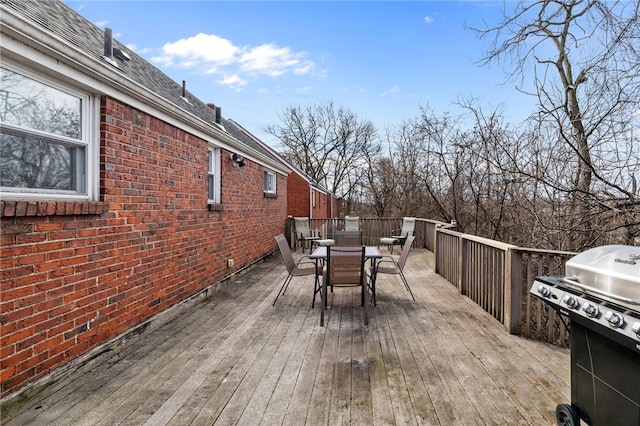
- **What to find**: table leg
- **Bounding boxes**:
[320,271,326,326]
[363,278,368,325]
[370,258,377,306]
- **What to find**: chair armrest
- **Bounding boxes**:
[377,257,398,266]
[373,257,398,271]
[296,257,316,266]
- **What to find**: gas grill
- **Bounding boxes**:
[530,245,640,426]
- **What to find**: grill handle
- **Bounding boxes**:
[562,276,640,305]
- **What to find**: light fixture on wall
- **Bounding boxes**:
[230,153,246,167]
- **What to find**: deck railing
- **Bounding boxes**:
[286,216,576,347]
[286,217,448,252]
[435,228,575,346]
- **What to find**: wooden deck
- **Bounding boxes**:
[2,249,570,425]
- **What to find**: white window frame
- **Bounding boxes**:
[0,62,99,201]
[208,147,221,204]
[263,169,276,194]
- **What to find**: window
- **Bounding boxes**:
[208,147,221,203]
[0,65,97,199]
[264,169,276,194]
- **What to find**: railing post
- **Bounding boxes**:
[504,248,523,334]
[458,234,465,294]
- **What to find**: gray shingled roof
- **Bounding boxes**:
[2,0,219,126]
[2,0,287,171]
[221,118,284,165]
[225,119,337,195]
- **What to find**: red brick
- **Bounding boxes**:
[1,97,288,395]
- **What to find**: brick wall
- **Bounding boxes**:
[0,96,287,396]
[287,173,310,218]
[311,191,326,219]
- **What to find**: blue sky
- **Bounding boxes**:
[63,1,535,147]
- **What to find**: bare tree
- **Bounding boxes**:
[266,101,379,205]
[361,143,395,217]
[471,0,640,248]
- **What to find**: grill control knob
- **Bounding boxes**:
[538,286,552,298]
[563,295,580,309]
[582,303,599,318]
[632,322,640,338]
[604,311,624,328]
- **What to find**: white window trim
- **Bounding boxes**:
[0,61,99,201]
[263,169,276,195]
[208,146,221,204]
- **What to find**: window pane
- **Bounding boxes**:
[0,132,85,191]
[1,67,81,139]
[208,174,214,200]
[208,149,217,202]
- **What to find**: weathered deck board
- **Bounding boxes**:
[2,249,570,425]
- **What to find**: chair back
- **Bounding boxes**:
[344,216,360,231]
[294,217,312,238]
[400,217,416,237]
[397,235,415,271]
[326,246,365,287]
[275,234,296,273]
[334,230,362,246]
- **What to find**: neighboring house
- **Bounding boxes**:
[0,0,289,398]
[224,120,340,219]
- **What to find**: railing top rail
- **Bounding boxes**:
[416,218,450,227]
[511,247,577,257]
[437,229,516,251]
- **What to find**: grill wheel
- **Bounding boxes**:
[556,404,579,426]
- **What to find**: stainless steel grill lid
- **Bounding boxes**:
[563,245,640,305]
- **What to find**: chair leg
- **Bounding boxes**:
[362,282,368,325]
[273,275,293,306]
[400,272,416,301]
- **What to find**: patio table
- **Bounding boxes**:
[310,246,382,325]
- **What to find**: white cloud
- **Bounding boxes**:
[218,74,247,91]
[154,33,239,67]
[239,44,303,76]
[150,33,314,89]
[380,86,400,96]
[424,15,434,24]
